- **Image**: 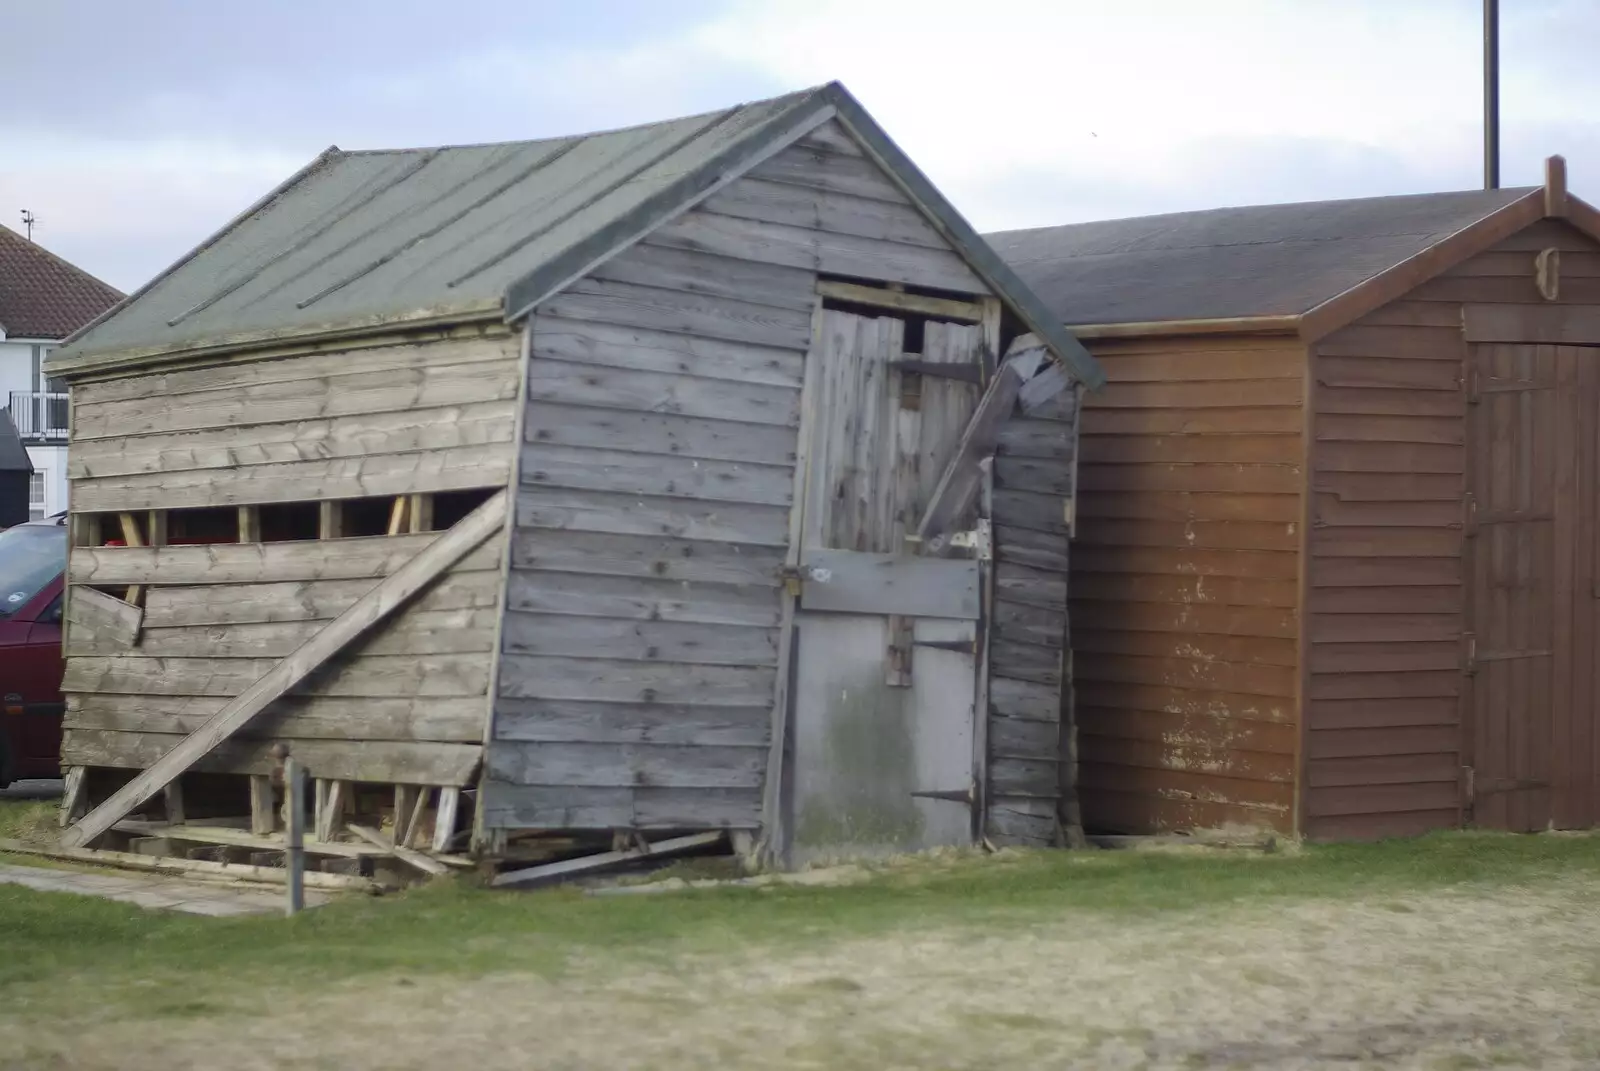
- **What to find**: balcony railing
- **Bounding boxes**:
[9,392,69,441]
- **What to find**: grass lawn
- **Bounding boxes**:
[3,789,1599,1027]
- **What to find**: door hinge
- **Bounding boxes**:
[946,518,992,561]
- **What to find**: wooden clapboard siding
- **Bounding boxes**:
[1071,334,1306,835]
[1299,222,1600,840]
[69,333,521,510]
[58,530,506,778]
[483,183,816,831]
[989,388,1078,845]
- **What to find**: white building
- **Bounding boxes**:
[0,224,123,519]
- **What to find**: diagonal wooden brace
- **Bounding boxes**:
[60,488,509,849]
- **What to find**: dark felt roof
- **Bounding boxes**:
[986,187,1537,326]
[0,225,123,339]
[0,411,34,473]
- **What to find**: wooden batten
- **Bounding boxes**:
[1545,155,1569,219]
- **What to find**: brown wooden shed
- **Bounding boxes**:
[990,158,1600,840]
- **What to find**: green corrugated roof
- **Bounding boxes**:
[50,83,1101,388]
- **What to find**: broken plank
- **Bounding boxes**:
[916,359,1026,549]
[66,585,144,650]
[0,838,380,891]
[491,831,725,888]
[59,488,511,849]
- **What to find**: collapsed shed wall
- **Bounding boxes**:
[58,330,520,788]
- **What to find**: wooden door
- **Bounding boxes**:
[787,308,988,864]
[1466,342,1598,830]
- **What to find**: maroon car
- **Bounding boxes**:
[0,516,66,787]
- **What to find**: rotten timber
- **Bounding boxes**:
[60,488,509,849]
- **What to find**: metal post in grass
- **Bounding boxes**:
[283,755,306,916]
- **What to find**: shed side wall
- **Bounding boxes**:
[1303,218,1600,840]
[59,332,519,785]
[1072,334,1306,835]
[481,121,1008,832]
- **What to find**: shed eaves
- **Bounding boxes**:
[51,83,1101,387]
[0,225,123,340]
[986,186,1536,326]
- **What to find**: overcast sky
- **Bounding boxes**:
[4,0,1597,293]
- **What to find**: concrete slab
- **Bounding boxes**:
[0,862,331,916]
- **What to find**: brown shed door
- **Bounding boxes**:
[1466,343,1598,830]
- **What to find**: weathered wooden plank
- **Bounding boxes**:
[993,524,1071,573]
[141,569,502,628]
[496,655,774,706]
[531,315,804,387]
[704,178,950,249]
[478,782,762,830]
[1070,598,1297,639]
[1317,442,1463,475]
[1081,734,1295,785]
[69,401,516,481]
[1310,526,1460,559]
[990,638,1062,685]
[1080,491,1301,524]
[993,456,1073,497]
[71,532,504,587]
[795,120,864,157]
[1073,572,1298,608]
[1316,413,1463,446]
[60,729,481,786]
[1075,681,1294,725]
[1074,518,1299,553]
[990,488,1072,536]
[995,417,1077,460]
[798,549,981,619]
[1091,379,1301,409]
[505,570,781,627]
[500,613,779,667]
[1074,628,1297,668]
[1311,556,1460,587]
[74,442,514,512]
[992,599,1068,650]
[1078,706,1296,754]
[1079,434,1301,466]
[1313,471,1462,502]
[1072,546,1300,580]
[989,676,1062,721]
[511,530,781,588]
[1092,348,1301,382]
[1077,462,1302,496]
[1315,325,1466,359]
[1318,387,1461,417]
[73,358,521,441]
[61,490,510,848]
[516,487,790,547]
[491,698,770,746]
[916,358,1025,547]
[1310,612,1460,643]
[521,443,793,507]
[523,403,798,466]
[989,756,1060,797]
[63,693,488,743]
[72,334,519,406]
[65,586,143,650]
[650,209,983,294]
[64,652,492,698]
[485,741,767,789]
[989,714,1060,758]
[1076,653,1297,698]
[491,830,726,886]
[1079,406,1301,437]
[1312,585,1462,614]
[540,278,813,351]
[525,359,800,428]
[748,141,916,203]
[587,242,816,313]
[70,608,500,659]
[815,279,983,321]
[1462,303,1600,344]
[993,560,1069,612]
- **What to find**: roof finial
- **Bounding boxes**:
[1545,155,1568,218]
[19,209,35,242]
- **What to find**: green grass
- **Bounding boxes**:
[1,822,1597,1025]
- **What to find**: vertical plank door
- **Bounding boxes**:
[1465,342,1598,830]
[787,309,987,865]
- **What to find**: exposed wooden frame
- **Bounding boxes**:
[432,786,461,853]
[349,823,449,877]
[115,819,376,859]
[815,279,984,322]
[116,512,145,606]
[407,494,435,534]
[0,838,380,892]
[58,766,86,827]
[163,781,185,824]
[60,488,510,848]
[318,500,344,539]
[1298,189,1544,342]
[237,505,261,543]
[314,779,346,842]
[250,775,275,835]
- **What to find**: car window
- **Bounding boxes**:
[0,525,66,617]
[38,593,62,624]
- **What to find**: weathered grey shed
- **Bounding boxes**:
[45,83,1102,875]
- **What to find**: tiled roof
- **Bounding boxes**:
[0,224,123,340]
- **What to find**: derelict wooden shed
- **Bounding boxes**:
[991,158,1600,841]
[44,82,1103,876]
